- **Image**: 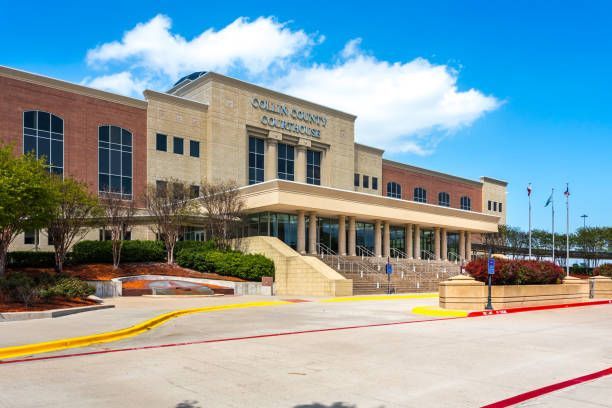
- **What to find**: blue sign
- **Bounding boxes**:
[385,263,393,275]
[488,258,496,275]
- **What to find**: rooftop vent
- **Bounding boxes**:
[173,71,207,87]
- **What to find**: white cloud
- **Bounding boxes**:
[81,71,150,95]
[86,15,315,79]
[83,16,500,154]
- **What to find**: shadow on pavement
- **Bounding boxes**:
[175,401,201,408]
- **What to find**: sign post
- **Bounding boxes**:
[385,257,393,294]
[486,255,495,310]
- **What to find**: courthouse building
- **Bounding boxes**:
[0,65,506,262]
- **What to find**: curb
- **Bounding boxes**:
[0,305,115,322]
[0,300,288,361]
[321,293,438,303]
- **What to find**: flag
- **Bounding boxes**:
[564,183,570,197]
[545,191,553,207]
[527,183,532,197]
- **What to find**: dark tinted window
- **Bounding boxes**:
[372,177,378,190]
[363,175,369,189]
[387,182,401,199]
[98,125,133,199]
[306,149,321,185]
[354,173,360,187]
[156,133,167,151]
[414,187,427,203]
[173,137,184,154]
[438,192,450,207]
[460,196,471,211]
[189,140,200,157]
[248,137,265,184]
[23,110,63,175]
[277,143,295,181]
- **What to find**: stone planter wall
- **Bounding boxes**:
[439,275,589,310]
[590,276,612,299]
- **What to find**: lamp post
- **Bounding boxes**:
[580,214,588,270]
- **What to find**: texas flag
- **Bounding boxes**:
[564,183,570,197]
[527,183,532,197]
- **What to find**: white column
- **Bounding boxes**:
[414,225,421,259]
[383,221,391,258]
[297,210,306,254]
[348,217,356,256]
[374,220,382,257]
[295,145,307,183]
[459,231,466,261]
[441,228,448,261]
[264,139,277,181]
[308,212,317,255]
[434,227,441,261]
[338,215,346,256]
[406,224,413,259]
[466,231,472,262]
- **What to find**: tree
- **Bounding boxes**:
[99,192,136,269]
[47,177,100,273]
[143,179,196,264]
[199,180,245,250]
[0,145,58,276]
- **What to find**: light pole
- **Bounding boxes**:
[581,214,588,270]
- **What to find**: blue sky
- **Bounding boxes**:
[1,1,610,232]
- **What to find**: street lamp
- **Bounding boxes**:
[580,214,588,270]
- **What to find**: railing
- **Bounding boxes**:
[421,249,435,260]
[390,247,408,260]
[356,245,376,259]
[447,251,460,263]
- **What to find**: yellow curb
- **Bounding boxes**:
[0,300,289,361]
[321,293,438,303]
[411,305,468,318]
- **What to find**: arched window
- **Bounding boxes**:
[438,192,450,207]
[98,125,132,199]
[23,110,63,175]
[414,187,427,203]
[460,196,471,211]
[386,182,402,199]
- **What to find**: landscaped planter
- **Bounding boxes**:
[439,275,589,310]
[590,276,612,299]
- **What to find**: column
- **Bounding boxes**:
[308,212,317,255]
[264,139,277,181]
[295,145,307,183]
[459,231,466,261]
[441,228,448,261]
[383,221,391,258]
[466,231,472,261]
[338,215,346,256]
[434,227,441,261]
[348,217,356,256]
[297,210,306,254]
[405,224,413,259]
[414,224,421,259]
[374,220,382,257]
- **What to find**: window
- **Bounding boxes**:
[277,143,295,181]
[156,133,167,151]
[23,110,63,175]
[156,180,167,197]
[189,140,200,157]
[499,202,503,212]
[173,137,184,154]
[438,192,450,207]
[354,173,360,187]
[24,230,36,245]
[372,177,378,190]
[306,149,321,185]
[460,196,471,211]
[98,125,132,199]
[414,187,427,203]
[248,137,265,185]
[386,182,402,199]
[493,202,498,211]
[190,185,200,199]
[488,200,492,211]
[363,175,369,189]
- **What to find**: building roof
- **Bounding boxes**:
[479,176,508,186]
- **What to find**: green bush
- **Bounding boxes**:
[175,239,219,256]
[7,251,56,268]
[71,240,165,264]
[41,277,94,299]
[594,264,612,277]
[176,248,274,281]
[0,272,40,306]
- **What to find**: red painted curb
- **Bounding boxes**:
[481,366,612,407]
[467,299,612,317]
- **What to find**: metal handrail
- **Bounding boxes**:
[447,251,460,262]
[390,247,408,260]
[421,249,435,260]
[356,245,376,258]
[316,242,336,256]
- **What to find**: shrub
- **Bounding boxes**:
[594,264,612,277]
[71,240,165,264]
[175,239,219,256]
[466,258,565,285]
[0,272,40,306]
[176,248,274,281]
[7,251,56,268]
[41,277,94,299]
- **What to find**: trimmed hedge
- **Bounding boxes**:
[71,240,165,264]
[176,248,274,281]
[175,240,219,255]
[466,258,565,285]
[7,251,56,268]
[40,277,95,298]
[594,263,612,277]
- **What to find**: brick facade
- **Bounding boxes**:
[382,161,483,212]
[0,75,147,204]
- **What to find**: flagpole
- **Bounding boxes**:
[551,188,555,264]
[528,185,532,259]
[566,183,570,276]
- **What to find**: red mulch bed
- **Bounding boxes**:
[0,297,97,313]
[10,263,247,283]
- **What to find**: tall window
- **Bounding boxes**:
[306,149,321,185]
[372,177,378,190]
[354,173,360,187]
[460,196,471,211]
[414,187,427,203]
[189,140,200,157]
[363,175,369,189]
[248,136,265,185]
[23,110,63,175]
[277,143,295,181]
[438,192,450,207]
[499,202,503,212]
[156,133,167,151]
[173,137,184,154]
[386,182,402,199]
[99,125,132,199]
